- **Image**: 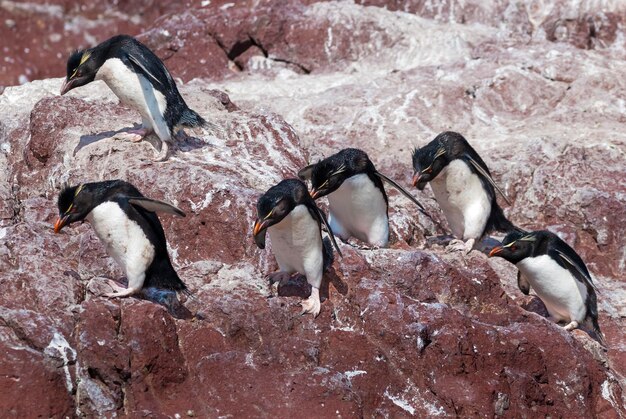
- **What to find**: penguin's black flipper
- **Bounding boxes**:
[584,287,605,346]
[298,164,316,181]
[517,271,530,295]
[375,172,429,216]
[311,205,343,258]
[551,247,598,292]
[464,154,511,205]
[127,53,166,87]
[124,46,174,91]
[128,198,186,217]
[322,237,335,272]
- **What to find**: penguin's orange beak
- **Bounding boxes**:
[253,219,269,236]
[53,215,70,233]
[310,188,320,199]
[488,246,503,257]
[412,173,421,187]
[60,78,76,96]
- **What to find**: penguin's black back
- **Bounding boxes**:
[99,35,205,130]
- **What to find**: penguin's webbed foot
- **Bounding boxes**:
[563,320,579,331]
[446,238,475,255]
[105,287,140,298]
[103,279,137,298]
[300,287,321,317]
[115,128,151,143]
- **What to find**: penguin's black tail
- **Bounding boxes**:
[146,259,190,293]
[178,107,207,128]
[487,203,524,235]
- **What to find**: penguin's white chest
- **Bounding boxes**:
[86,201,155,275]
[429,159,491,240]
[327,173,389,247]
[95,58,170,140]
[517,255,588,323]
[268,205,323,288]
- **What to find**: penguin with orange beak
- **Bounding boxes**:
[411,131,519,252]
[253,179,341,317]
[54,180,188,298]
[489,230,604,344]
[298,148,429,248]
[61,35,206,161]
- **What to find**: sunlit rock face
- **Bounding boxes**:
[0,0,624,417]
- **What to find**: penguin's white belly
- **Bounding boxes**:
[430,160,491,240]
[95,58,170,141]
[268,205,323,288]
[327,173,389,247]
[86,202,155,281]
[517,255,588,323]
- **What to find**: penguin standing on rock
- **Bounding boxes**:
[411,131,519,252]
[298,148,430,248]
[53,180,188,298]
[253,179,342,317]
[60,35,206,161]
[489,230,604,344]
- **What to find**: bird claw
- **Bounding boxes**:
[446,238,475,255]
[300,288,321,317]
[152,141,170,162]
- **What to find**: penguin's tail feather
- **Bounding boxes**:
[178,107,207,128]
[488,203,525,235]
[178,107,222,138]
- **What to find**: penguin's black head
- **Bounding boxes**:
[488,231,537,263]
[253,179,310,249]
[54,183,96,233]
[298,148,374,199]
[60,48,104,95]
[411,131,470,190]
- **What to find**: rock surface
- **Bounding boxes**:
[1,0,625,417]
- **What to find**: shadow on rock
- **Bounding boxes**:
[74,124,143,155]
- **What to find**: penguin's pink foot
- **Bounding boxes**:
[563,320,579,331]
[266,271,299,286]
[105,287,140,298]
[115,128,151,143]
[300,287,321,317]
[446,238,475,255]
[104,279,137,298]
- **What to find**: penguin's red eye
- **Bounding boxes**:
[511,245,517,251]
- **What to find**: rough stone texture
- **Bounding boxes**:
[0,0,196,89]
[1,0,625,417]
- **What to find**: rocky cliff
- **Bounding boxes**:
[0,0,625,417]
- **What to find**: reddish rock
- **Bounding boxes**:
[1,0,625,417]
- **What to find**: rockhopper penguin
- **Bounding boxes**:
[298,148,430,248]
[60,35,206,161]
[412,131,519,252]
[489,230,604,344]
[53,180,188,298]
[253,179,342,317]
